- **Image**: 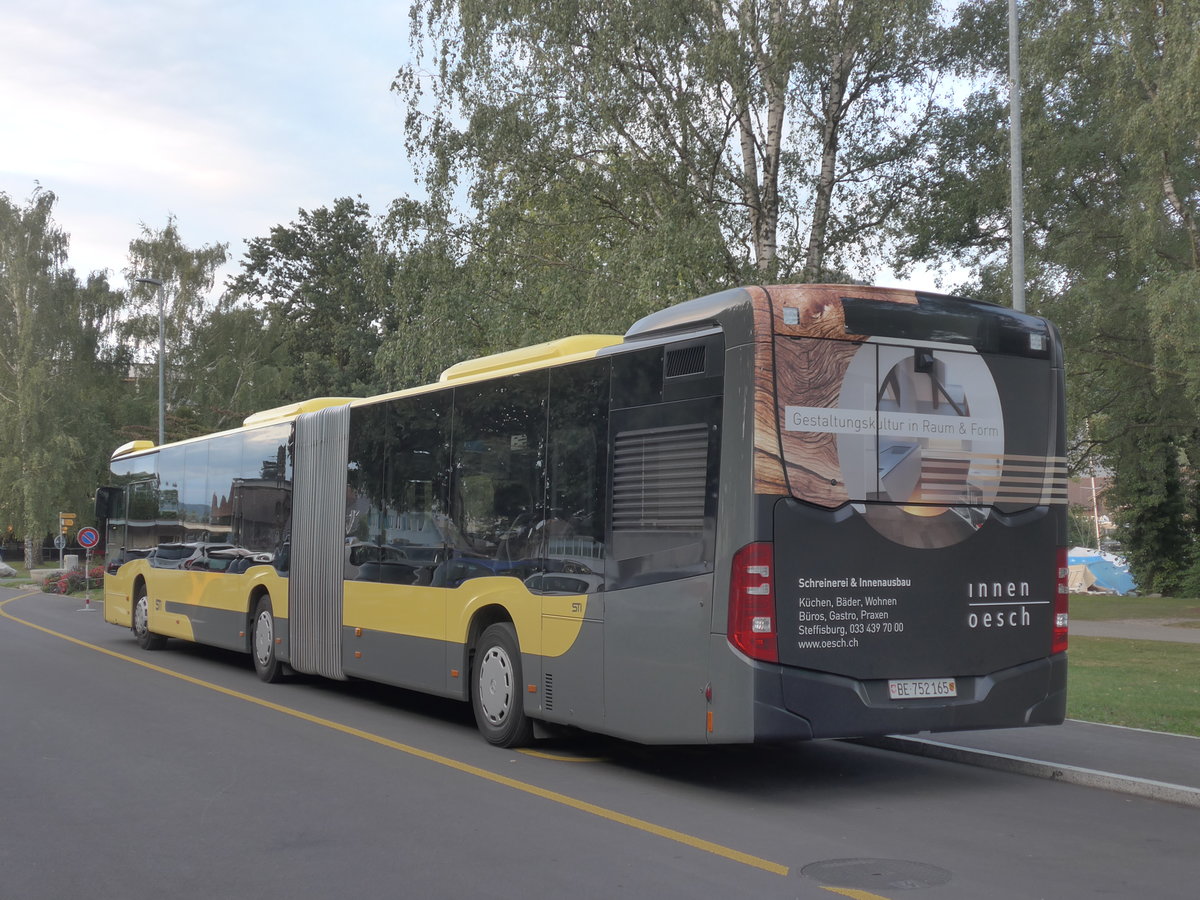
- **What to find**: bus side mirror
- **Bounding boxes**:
[94,486,118,521]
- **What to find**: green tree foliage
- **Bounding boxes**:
[0,189,123,565]
[178,296,294,432]
[230,197,396,398]
[124,216,230,442]
[895,0,1200,590]
[1111,431,1193,595]
[394,0,962,341]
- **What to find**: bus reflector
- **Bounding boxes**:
[1053,546,1069,655]
[729,542,778,663]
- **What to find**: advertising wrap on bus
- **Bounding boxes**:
[753,287,1067,687]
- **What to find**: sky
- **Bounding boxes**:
[1,0,948,298]
[1,0,418,290]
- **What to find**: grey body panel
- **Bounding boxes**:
[706,337,762,742]
[161,600,250,653]
[601,573,714,743]
[290,404,351,680]
[756,653,1067,741]
[625,287,755,342]
[534,617,605,727]
[342,627,462,699]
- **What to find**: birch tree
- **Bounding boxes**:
[395,0,958,308]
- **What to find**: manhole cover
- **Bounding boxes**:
[801,858,952,891]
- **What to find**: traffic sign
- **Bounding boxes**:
[77,527,100,549]
[53,534,66,550]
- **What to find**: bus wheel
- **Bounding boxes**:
[252,595,285,683]
[132,584,167,651]
[471,623,534,748]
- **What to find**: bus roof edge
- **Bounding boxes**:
[112,440,156,458]
[242,397,356,428]
[438,334,623,383]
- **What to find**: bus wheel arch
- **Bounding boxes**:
[469,613,534,748]
[132,577,167,651]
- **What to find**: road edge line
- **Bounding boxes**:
[858,735,1200,809]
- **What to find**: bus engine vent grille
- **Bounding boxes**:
[665,345,706,378]
[612,423,709,531]
[544,673,554,710]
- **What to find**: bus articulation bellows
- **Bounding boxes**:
[98,284,1069,746]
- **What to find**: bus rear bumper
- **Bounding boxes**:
[751,653,1068,742]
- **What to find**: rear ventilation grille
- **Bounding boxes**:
[665,345,706,378]
[612,423,709,531]
[543,673,554,710]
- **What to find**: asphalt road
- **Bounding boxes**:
[2,587,1197,900]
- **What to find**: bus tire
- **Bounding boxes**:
[132,583,167,651]
[252,595,285,683]
[471,622,534,748]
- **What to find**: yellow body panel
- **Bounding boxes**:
[104,584,133,627]
[540,593,592,658]
[103,564,288,638]
[108,564,583,660]
[112,439,156,457]
[438,335,622,383]
[343,581,446,641]
[241,396,356,428]
[343,576,588,658]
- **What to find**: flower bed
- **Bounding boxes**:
[42,566,105,595]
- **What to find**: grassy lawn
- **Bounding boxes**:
[1068,593,1200,735]
[1070,593,1200,621]
[1067,636,1200,737]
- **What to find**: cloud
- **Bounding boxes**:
[0,1,415,284]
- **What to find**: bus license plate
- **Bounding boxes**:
[888,678,957,700]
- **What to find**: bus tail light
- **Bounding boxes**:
[1052,546,1069,655]
[728,542,778,663]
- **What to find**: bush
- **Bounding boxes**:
[42,565,104,595]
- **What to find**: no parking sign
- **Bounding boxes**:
[77,527,100,549]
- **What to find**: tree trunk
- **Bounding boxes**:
[802,46,853,283]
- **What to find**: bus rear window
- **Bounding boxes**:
[841,294,1051,358]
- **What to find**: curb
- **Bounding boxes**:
[859,735,1200,809]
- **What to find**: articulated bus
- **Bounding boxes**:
[98,284,1069,747]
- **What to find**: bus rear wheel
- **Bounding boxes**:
[252,595,285,683]
[132,584,167,651]
[471,623,534,748]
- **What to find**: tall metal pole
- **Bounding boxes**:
[1008,0,1026,313]
[136,276,166,444]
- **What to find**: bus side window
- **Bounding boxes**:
[542,358,611,593]
[449,371,548,584]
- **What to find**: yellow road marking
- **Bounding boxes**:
[517,748,608,763]
[821,888,894,900]
[1,595,789,878]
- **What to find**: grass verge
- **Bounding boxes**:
[1070,593,1200,621]
[1067,636,1200,737]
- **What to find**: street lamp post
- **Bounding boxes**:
[135,276,166,445]
[1008,0,1026,313]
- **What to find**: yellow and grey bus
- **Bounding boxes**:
[98,284,1069,746]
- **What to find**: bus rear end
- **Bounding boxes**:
[726,285,1068,741]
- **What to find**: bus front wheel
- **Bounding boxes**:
[132,584,167,651]
[252,595,285,683]
[471,622,534,748]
